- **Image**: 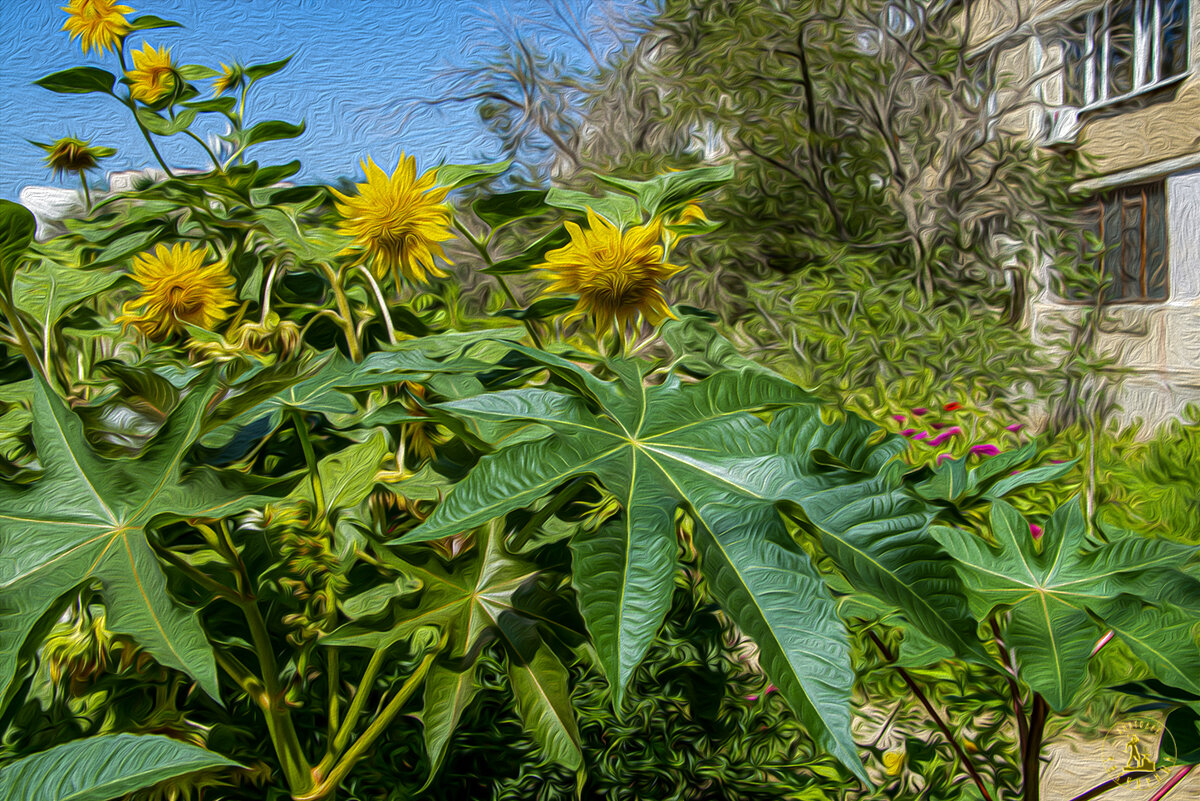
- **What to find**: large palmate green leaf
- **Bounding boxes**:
[0,374,293,712]
[0,733,239,801]
[326,523,582,778]
[934,500,1200,710]
[769,407,989,663]
[395,356,876,780]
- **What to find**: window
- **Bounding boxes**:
[1077,181,1169,303]
[1063,0,1190,109]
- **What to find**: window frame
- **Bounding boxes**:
[1062,0,1191,112]
[1058,179,1170,305]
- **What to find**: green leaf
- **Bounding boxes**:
[508,645,583,770]
[13,260,124,331]
[419,663,480,788]
[246,55,294,83]
[177,64,218,81]
[545,188,642,228]
[0,733,239,801]
[593,164,734,217]
[984,459,1079,499]
[242,119,305,147]
[127,14,183,31]
[0,374,296,713]
[91,226,165,267]
[433,161,510,190]
[290,431,388,514]
[1161,707,1200,764]
[1095,598,1200,696]
[34,67,115,95]
[472,190,551,228]
[482,226,570,275]
[0,200,37,294]
[493,296,577,321]
[934,500,1198,710]
[136,108,198,137]
[398,357,868,779]
[182,96,237,114]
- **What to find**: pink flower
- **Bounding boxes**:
[1006,423,1024,433]
[1030,524,1043,540]
[912,430,929,441]
[937,453,953,465]
[1049,459,1066,464]
[970,444,1001,457]
[931,422,946,430]
[892,414,906,423]
[927,427,962,447]
[901,428,916,436]
[1089,630,1115,658]
[912,407,928,416]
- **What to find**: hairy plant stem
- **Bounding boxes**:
[316,263,362,361]
[302,645,440,800]
[866,629,995,801]
[1023,693,1049,801]
[454,220,544,349]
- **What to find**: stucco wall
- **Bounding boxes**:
[1032,167,1200,425]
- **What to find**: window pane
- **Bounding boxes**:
[1107,0,1137,97]
[1064,16,1092,104]
[1144,182,1169,300]
[1159,0,1190,80]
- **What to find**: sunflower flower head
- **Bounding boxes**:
[61,0,132,56]
[212,62,243,96]
[118,243,237,341]
[35,136,116,178]
[538,208,683,328]
[126,42,177,104]
[331,154,454,287]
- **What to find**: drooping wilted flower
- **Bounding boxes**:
[332,155,454,286]
[118,243,236,340]
[538,208,683,328]
[212,62,243,96]
[61,0,132,55]
[34,136,116,179]
[126,42,177,103]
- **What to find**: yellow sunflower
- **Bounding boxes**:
[118,243,237,340]
[538,208,683,328]
[35,136,116,178]
[126,42,177,104]
[212,62,242,96]
[61,0,132,56]
[331,155,453,286]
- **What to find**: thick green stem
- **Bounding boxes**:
[79,172,92,211]
[1023,693,1049,801]
[316,263,362,362]
[290,409,326,525]
[302,646,439,800]
[0,295,49,383]
[323,645,390,768]
[354,265,398,345]
[183,128,222,171]
[867,629,995,801]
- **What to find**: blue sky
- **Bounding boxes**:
[0,0,640,201]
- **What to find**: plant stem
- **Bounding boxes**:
[326,646,340,744]
[79,172,92,211]
[990,618,1029,753]
[151,541,242,601]
[1023,693,1049,801]
[302,646,439,800]
[316,263,362,361]
[290,409,326,525]
[0,294,49,383]
[325,645,390,763]
[1147,765,1195,801]
[1068,771,1158,801]
[355,265,398,345]
[183,128,222,171]
[866,629,995,801]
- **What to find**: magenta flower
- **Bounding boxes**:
[970,444,1001,457]
[901,428,916,436]
[1006,423,1024,433]
[912,431,929,441]
[931,422,946,430]
[892,414,906,423]
[912,407,928,416]
[1049,459,1066,464]
[937,453,953,465]
[1030,523,1043,540]
[927,426,962,447]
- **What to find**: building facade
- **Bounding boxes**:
[977,0,1199,425]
